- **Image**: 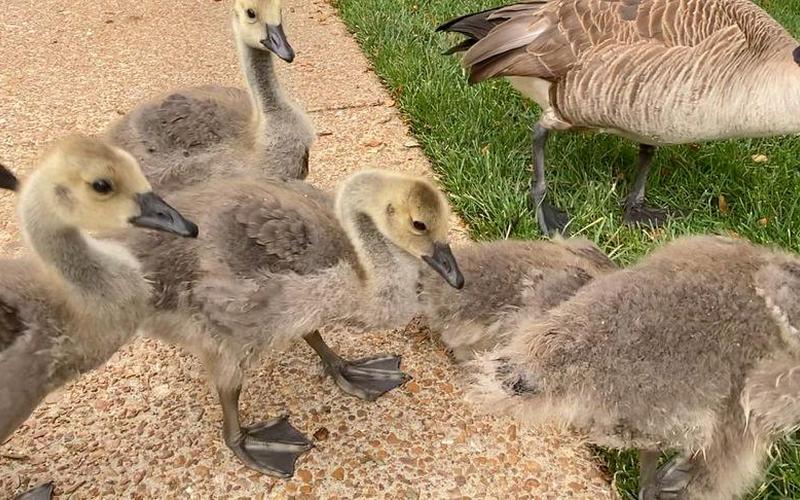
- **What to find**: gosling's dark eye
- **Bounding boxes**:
[246,8,256,19]
[413,220,427,232]
[91,179,113,194]
[794,46,800,65]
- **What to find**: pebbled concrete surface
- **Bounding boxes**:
[0,0,615,498]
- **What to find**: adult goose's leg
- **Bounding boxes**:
[530,122,569,236]
[217,376,312,477]
[304,330,409,401]
[623,144,668,227]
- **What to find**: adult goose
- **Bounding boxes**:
[438,0,800,234]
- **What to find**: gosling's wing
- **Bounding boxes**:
[0,264,57,442]
[206,182,352,275]
[108,86,251,154]
[192,180,356,330]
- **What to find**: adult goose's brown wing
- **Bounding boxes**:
[450,0,795,84]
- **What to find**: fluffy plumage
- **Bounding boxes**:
[468,234,800,499]
[419,236,617,361]
[107,1,314,191]
[109,170,463,477]
[0,136,196,499]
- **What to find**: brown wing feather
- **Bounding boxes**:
[459,0,795,84]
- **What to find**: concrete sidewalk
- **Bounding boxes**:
[0,0,613,497]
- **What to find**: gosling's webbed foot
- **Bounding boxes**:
[328,354,410,401]
[534,200,570,236]
[648,455,693,499]
[15,482,54,500]
[624,201,668,228]
[227,415,313,478]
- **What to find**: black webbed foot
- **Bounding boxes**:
[15,482,54,500]
[536,200,570,236]
[226,415,313,477]
[327,354,410,401]
[641,455,693,499]
[624,201,669,228]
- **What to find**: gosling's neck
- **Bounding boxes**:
[352,212,424,329]
[235,36,288,140]
[340,205,422,312]
[18,177,139,301]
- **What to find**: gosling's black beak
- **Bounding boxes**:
[261,23,295,62]
[422,242,465,290]
[130,192,199,238]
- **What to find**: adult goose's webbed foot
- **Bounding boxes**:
[534,196,570,236]
[14,482,54,500]
[225,415,313,477]
[304,330,409,401]
[623,201,668,228]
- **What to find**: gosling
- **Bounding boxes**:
[419,236,617,362]
[107,0,314,190]
[0,135,197,499]
[469,234,800,499]
[110,170,464,477]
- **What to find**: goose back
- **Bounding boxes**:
[108,85,252,156]
[107,85,312,191]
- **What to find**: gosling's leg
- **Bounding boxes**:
[303,330,409,401]
[218,384,312,477]
[658,413,768,500]
[14,483,54,500]
[530,122,569,236]
[650,454,694,499]
[638,449,661,500]
[623,144,668,227]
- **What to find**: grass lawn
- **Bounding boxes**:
[331,0,800,497]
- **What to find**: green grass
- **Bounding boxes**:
[331,0,800,497]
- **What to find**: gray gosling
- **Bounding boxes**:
[0,135,197,500]
[438,0,800,235]
[419,236,617,362]
[107,0,314,191]
[468,234,800,499]
[113,169,464,477]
